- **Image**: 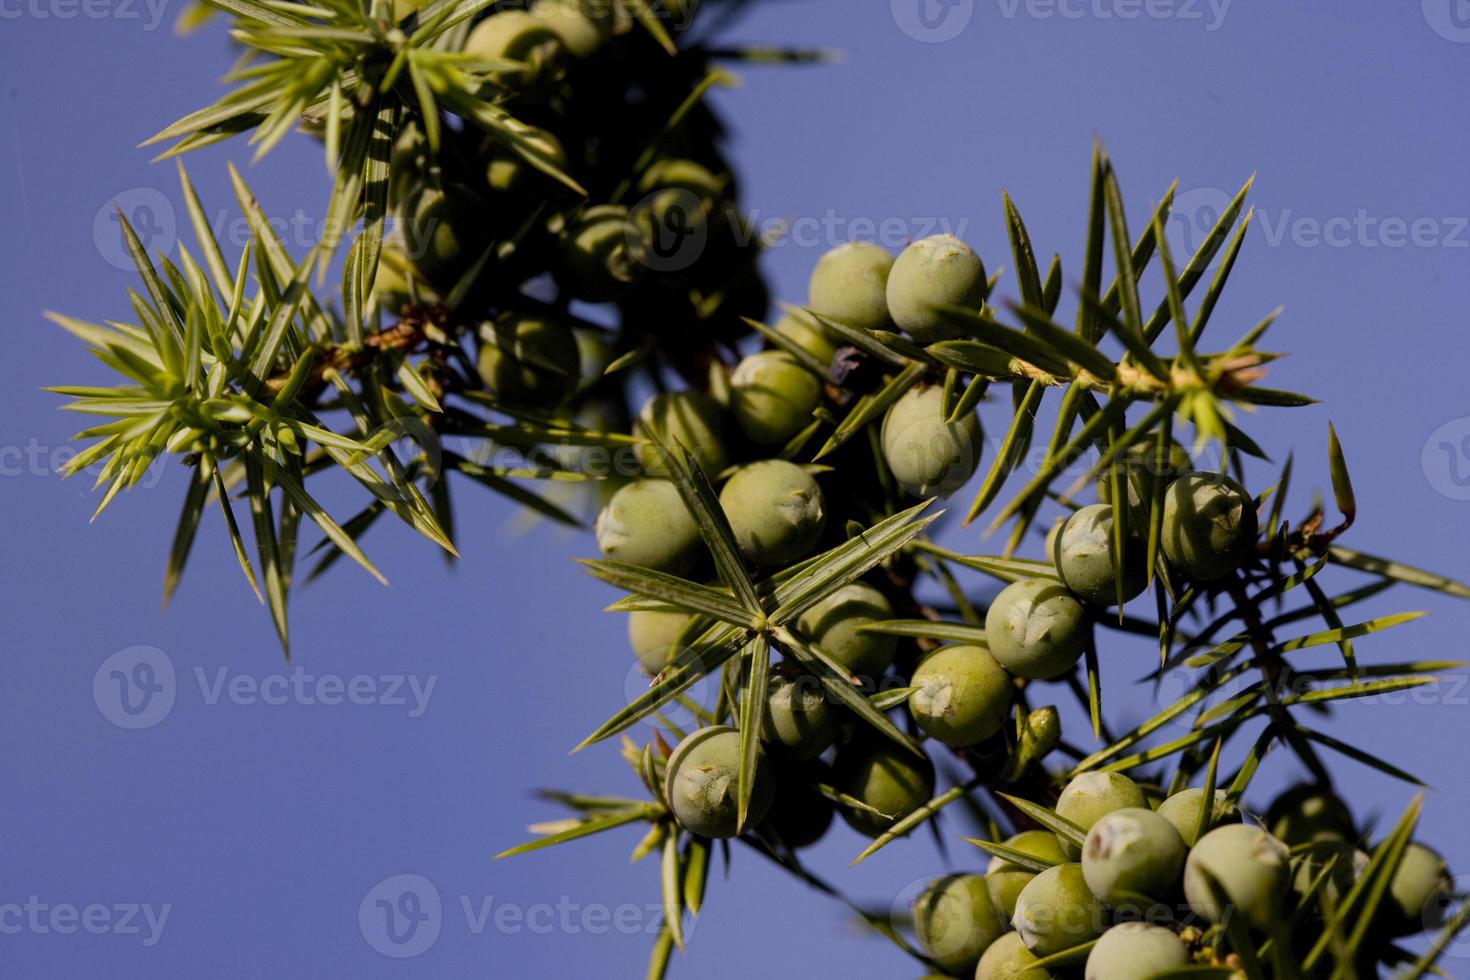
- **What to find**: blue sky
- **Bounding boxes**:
[2,1,1469,976]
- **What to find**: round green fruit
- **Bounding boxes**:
[401,183,483,291]
[634,390,729,477]
[1055,772,1149,861]
[913,874,1006,975]
[485,128,568,198]
[663,726,774,839]
[1265,783,1356,846]
[761,668,837,761]
[1291,836,1368,910]
[529,0,613,57]
[464,10,567,78]
[1084,922,1190,980]
[1385,842,1452,935]
[594,479,703,575]
[627,608,693,674]
[907,644,1013,748]
[761,761,834,850]
[1156,788,1239,847]
[795,582,898,679]
[984,578,1088,681]
[885,234,987,345]
[879,385,984,499]
[976,931,1052,979]
[476,313,580,409]
[987,830,1071,923]
[1183,823,1290,929]
[719,460,826,568]
[1012,862,1106,957]
[832,740,934,838]
[1053,503,1146,607]
[807,241,894,331]
[1081,807,1187,906]
[1161,473,1258,581]
[556,204,646,302]
[775,309,838,366]
[1096,439,1192,518]
[730,351,822,448]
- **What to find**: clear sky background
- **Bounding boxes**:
[3,1,1470,977]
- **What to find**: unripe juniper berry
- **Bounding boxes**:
[1161,472,1258,581]
[1055,772,1148,860]
[985,579,1089,681]
[663,726,774,839]
[634,390,729,477]
[796,582,898,679]
[730,351,822,448]
[1053,503,1146,607]
[1084,922,1190,980]
[885,234,987,345]
[987,830,1070,923]
[807,242,894,332]
[880,385,983,499]
[1183,823,1290,929]
[906,644,1013,747]
[1081,807,1187,906]
[1012,862,1106,957]
[833,739,934,838]
[594,479,703,575]
[719,460,826,568]
[912,873,1006,975]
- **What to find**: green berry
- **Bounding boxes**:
[913,874,1006,975]
[556,204,646,302]
[795,582,898,679]
[663,726,774,839]
[1096,440,1193,520]
[485,128,568,198]
[402,183,483,291]
[594,479,703,575]
[464,10,567,79]
[832,740,934,838]
[976,931,1052,979]
[907,644,1013,747]
[775,309,838,366]
[1183,824,1290,929]
[1385,842,1452,935]
[719,460,826,568]
[761,667,837,761]
[879,385,984,499]
[984,579,1088,681]
[529,0,613,57]
[886,234,987,345]
[986,830,1071,923]
[1161,473,1258,581]
[808,242,894,331]
[731,351,822,448]
[1053,504,1146,607]
[1265,783,1356,846]
[627,608,693,674]
[634,159,723,221]
[1081,807,1187,906]
[1012,863,1106,957]
[761,761,834,850]
[634,390,729,477]
[1156,788,1239,847]
[1291,836,1368,911]
[476,313,580,409]
[1055,772,1148,861]
[1084,922,1190,980]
